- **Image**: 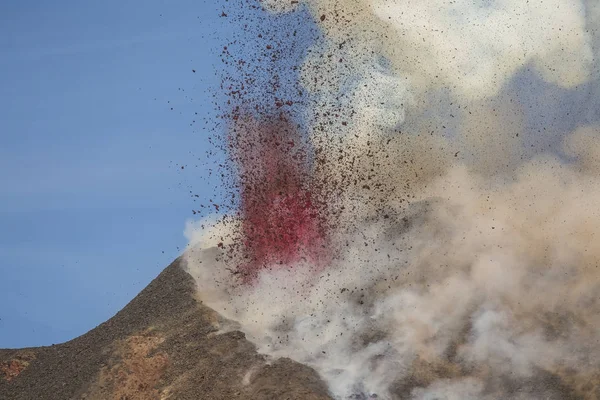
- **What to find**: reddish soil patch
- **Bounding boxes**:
[91,332,169,400]
[1,353,34,382]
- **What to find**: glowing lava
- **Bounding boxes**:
[229,113,329,280]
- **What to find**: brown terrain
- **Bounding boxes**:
[0,256,333,400]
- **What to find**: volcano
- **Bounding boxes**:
[0,253,332,400]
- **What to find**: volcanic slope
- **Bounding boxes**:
[0,254,332,400]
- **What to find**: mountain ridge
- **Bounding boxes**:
[0,255,332,400]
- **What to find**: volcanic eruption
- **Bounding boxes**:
[185,0,600,399]
[3,1,596,399]
[229,113,330,281]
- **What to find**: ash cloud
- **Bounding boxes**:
[185,0,600,399]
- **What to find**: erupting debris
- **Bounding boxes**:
[184,0,600,399]
[229,113,329,280]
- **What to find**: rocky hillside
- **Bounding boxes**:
[0,257,332,400]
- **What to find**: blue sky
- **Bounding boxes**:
[0,0,229,348]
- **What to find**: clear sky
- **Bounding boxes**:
[0,0,228,348]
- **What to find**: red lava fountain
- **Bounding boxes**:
[229,113,329,281]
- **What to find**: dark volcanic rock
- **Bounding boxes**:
[0,258,333,400]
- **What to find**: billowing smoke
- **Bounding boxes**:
[185,0,600,398]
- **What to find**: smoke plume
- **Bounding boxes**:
[185,0,600,398]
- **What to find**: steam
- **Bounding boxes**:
[185,0,600,399]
